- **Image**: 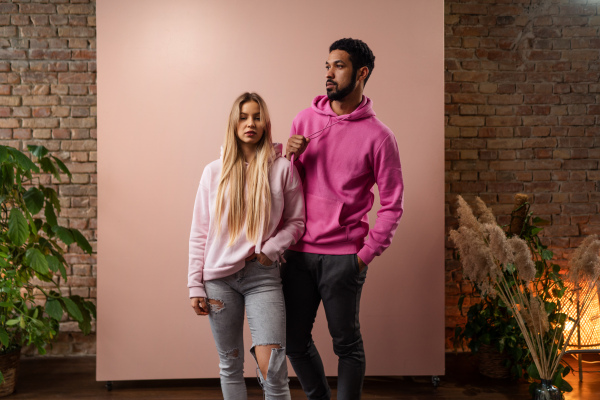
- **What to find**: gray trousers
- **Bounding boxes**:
[205,260,291,400]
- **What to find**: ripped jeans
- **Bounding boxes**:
[205,259,290,400]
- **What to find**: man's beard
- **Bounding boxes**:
[326,71,357,101]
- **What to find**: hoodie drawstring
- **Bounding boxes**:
[289,115,350,184]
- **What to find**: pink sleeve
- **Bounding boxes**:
[357,135,404,265]
[188,171,210,298]
[261,165,305,262]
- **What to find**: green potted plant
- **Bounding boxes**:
[452,194,576,397]
[0,145,95,396]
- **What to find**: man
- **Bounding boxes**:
[282,38,404,400]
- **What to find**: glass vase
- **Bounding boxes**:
[532,379,562,400]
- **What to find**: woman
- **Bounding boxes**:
[188,92,304,400]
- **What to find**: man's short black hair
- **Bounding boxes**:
[329,38,375,86]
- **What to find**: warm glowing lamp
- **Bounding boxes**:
[563,283,600,382]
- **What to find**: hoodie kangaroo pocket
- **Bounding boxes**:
[303,193,348,244]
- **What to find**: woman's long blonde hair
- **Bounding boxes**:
[214,93,274,246]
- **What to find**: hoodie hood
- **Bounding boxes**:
[220,142,283,159]
[311,95,376,121]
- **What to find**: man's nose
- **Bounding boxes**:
[326,69,334,79]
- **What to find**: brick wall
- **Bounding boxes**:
[445,0,600,349]
[3,0,598,355]
[0,0,96,355]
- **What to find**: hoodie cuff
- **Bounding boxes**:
[189,286,207,299]
[357,247,375,266]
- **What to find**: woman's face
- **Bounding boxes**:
[236,101,264,148]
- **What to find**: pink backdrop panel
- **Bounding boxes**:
[97,0,444,381]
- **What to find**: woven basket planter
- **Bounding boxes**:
[478,344,510,379]
[0,347,21,397]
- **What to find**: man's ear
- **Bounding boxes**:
[356,66,369,83]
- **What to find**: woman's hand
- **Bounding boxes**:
[191,297,208,316]
[245,251,274,266]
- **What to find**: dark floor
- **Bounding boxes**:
[10,353,600,399]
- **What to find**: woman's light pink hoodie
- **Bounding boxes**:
[188,144,305,298]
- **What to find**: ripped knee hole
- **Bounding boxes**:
[207,299,225,313]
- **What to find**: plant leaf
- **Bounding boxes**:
[7,147,39,173]
[45,299,63,321]
[51,156,72,179]
[43,187,61,213]
[52,226,74,245]
[25,248,50,274]
[0,327,8,347]
[8,208,29,246]
[71,229,92,254]
[527,362,540,380]
[6,319,19,326]
[27,145,49,159]
[44,201,58,227]
[541,249,553,260]
[0,146,8,164]
[40,157,61,181]
[61,297,83,322]
[46,255,61,273]
[24,187,45,215]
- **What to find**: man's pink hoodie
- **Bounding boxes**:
[188,144,305,298]
[289,95,404,265]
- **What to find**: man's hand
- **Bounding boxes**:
[357,255,367,272]
[286,135,311,160]
[245,252,274,266]
[191,297,208,316]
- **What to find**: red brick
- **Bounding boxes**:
[560,116,595,126]
[58,27,94,37]
[0,4,18,14]
[29,49,71,60]
[524,94,560,104]
[485,116,521,127]
[50,15,69,26]
[32,107,51,118]
[0,49,27,60]
[451,182,486,193]
[13,129,31,139]
[533,28,562,38]
[19,27,57,38]
[488,94,523,104]
[58,73,94,84]
[451,93,486,104]
[529,51,561,61]
[61,96,95,106]
[448,116,485,127]
[451,4,488,15]
[563,160,598,170]
[564,72,600,83]
[526,160,562,170]
[19,4,56,14]
[451,139,486,150]
[453,71,488,82]
[488,182,524,192]
[72,50,95,60]
[489,72,526,82]
[489,161,524,171]
[57,4,95,15]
